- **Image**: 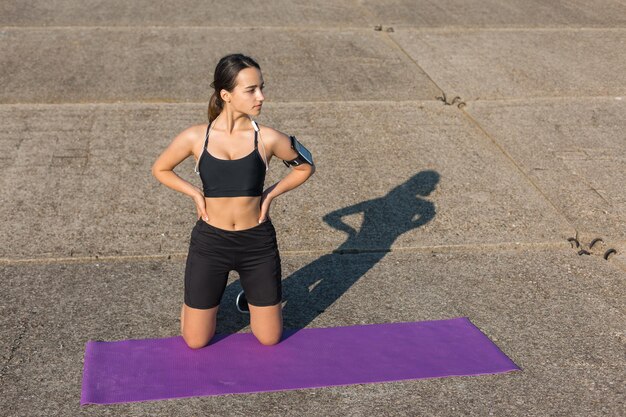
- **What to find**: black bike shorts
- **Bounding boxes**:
[184,218,282,309]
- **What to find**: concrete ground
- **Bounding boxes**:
[1,1,624,416]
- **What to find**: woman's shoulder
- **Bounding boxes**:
[164,124,208,156]
[175,123,208,144]
[256,123,290,145]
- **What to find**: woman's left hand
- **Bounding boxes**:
[258,190,274,223]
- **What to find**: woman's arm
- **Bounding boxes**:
[256,127,315,223]
[151,125,208,220]
[264,129,316,200]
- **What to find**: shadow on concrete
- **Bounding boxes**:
[216,170,440,335]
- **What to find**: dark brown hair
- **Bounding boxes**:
[208,54,261,122]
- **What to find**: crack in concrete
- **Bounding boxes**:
[457,107,579,231]
[377,29,446,98]
[367,25,605,262]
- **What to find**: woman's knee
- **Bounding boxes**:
[182,331,215,349]
[181,320,216,349]
[181,303,218,349]
[253,327,283,346]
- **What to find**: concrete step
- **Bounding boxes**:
[0,0,373,27]
[0,27,441,104]
[467,97,626,244]
[0,101,574,260]
[1,247,624,415]
[390,28,626,100]
[1,0,624,28]
[362,0,626,28]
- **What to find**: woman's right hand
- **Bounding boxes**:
[193,192,209,222]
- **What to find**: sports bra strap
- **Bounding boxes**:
[194,121,212,174]
[203,120,211,148]
[254,129,258,149]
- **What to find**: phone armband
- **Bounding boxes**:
[283,135,314,167]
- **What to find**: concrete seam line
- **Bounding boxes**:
[2,26,623,32]
[0,25,374,31]
[0,241,571,265]
[397,27,626,33]
[0,96,621,106]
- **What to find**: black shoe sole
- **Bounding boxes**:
[236,291,250,314]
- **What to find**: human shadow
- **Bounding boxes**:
[216,170,439,334]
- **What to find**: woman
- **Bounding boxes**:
[151,54,315,349]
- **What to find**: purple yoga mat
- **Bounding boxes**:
[81,316,520,405]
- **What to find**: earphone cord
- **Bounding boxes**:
[250,116,269,171]
[259,131,269,171]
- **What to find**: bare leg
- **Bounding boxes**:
[180,302,219,349]
[248,302,283,345]
[180,303,184,333]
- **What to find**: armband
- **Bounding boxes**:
[283,135,314,167]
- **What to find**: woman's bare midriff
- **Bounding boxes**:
[203,196,265,231]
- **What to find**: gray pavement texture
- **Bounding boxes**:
[0,1,624,416]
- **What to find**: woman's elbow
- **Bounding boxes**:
[151,163,164,181]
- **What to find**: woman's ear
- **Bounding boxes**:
[220,89,230,102]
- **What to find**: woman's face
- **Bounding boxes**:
[222,67,265,115]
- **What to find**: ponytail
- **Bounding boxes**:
[207,85,223,123]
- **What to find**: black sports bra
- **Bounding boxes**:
[194,120,267,198]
